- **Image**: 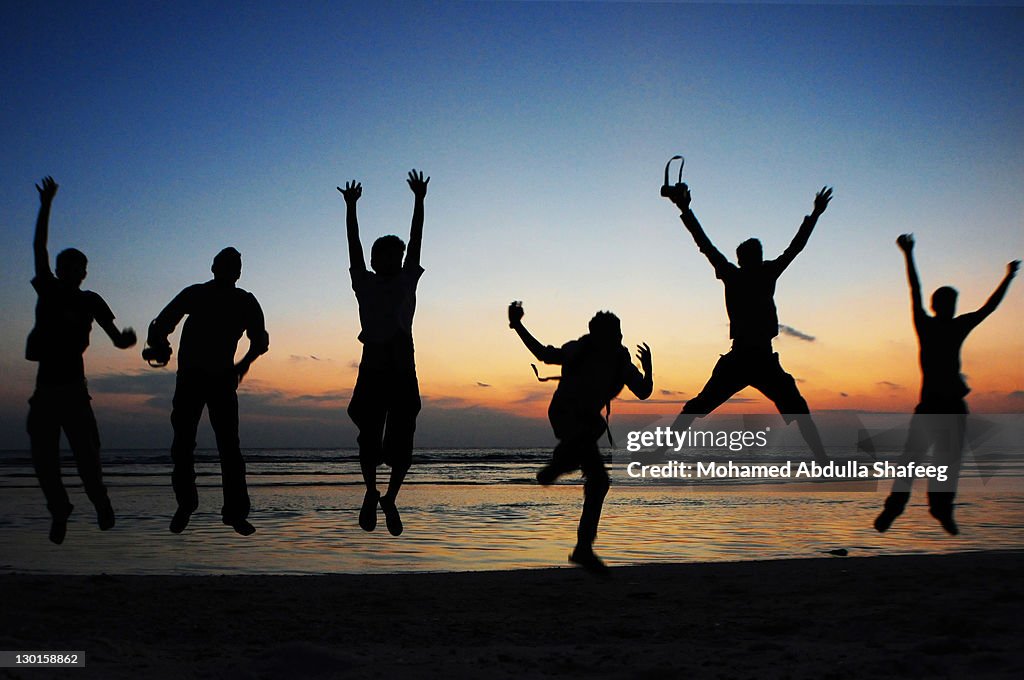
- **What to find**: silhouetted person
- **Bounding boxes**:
[26,176,137,544]
[145,248,269,536]
[509,302,653,571]
[338,170,429,536]
[875,235,1018,535]
[663,182,832,462]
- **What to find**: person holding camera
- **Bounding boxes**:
[144,247,269,536]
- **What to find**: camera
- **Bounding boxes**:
[660,154,685,197]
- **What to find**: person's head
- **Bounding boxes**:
[588,311,622,346]
[211,247,242,283]
[931,286,958,319]
[55,248,87,286]
[370,235,405,275]
[736,238,763,269]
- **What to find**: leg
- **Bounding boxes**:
[927,411,967,535]
[751,353,827,462]
[208,381,253,535]
[570,439,610,572]
[62,391,113,530]
[874,411,930,532]
[380,373,421,502]
[677,352,748,424]
[27,391,72,544]
[348,373,387,532]
[377,377,421,537]
[169,376,205,533]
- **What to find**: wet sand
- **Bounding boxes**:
[1,551,1021,679]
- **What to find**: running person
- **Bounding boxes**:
[509,302,653,571]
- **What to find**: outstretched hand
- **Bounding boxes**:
[36,176,58,204]
[812,186,833,216]
[337,181,362,204]
[897,233,915,253]
[407,169,429,199]
[1009,260,1021,278]
[508,300,524,328]
[636,342,652,374]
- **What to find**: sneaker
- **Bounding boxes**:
[359,489,380,532]
[929,507,959,536]
[379,495,403,536]
[223,516,256,536]
[873,508,900,533]
[49,505,73,545]
[569,547,608,574]
[96,499,115,531]
[169,505,195,534]
[536,464,559,486]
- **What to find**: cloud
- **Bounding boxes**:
[840,392,849,398]
[289,354,328,362]
[778,324,815,342]
[1009,391,1024,401]
[877,381,902,390]
[476,382,491,388]
[725,397,758,404]
[660,389,686,396]
[88,370,177,396]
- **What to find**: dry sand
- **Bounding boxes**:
[1,551,1022,679]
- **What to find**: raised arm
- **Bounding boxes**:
[774,186,832,273]
[665,183,730,272]
[961,260,1020,328]
[33,177,59,277]
[508,301,563,365]
[337,181,366,271]
[235,297,270,384]
[896,233,927,323]
[405,169,429,270]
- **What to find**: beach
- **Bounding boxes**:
[1,551,1021,679]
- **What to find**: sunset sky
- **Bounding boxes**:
[1,1,1021,449]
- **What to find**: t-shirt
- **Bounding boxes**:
[27,273,114,385]
[715,262,785,344]
[153,280,268,375]
[915,314,977,405]
[548,336,646,417]
[350,265,424,344]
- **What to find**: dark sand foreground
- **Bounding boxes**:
[2,552,1022,679]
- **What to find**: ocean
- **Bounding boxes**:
[1,446,1022,575]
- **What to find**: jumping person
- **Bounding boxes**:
[145,247,269,536]
[26,176,137,544]
[875,234,1018,535]
[338,170,428,536]
[663,181,832,462]
[509,301,653,571]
